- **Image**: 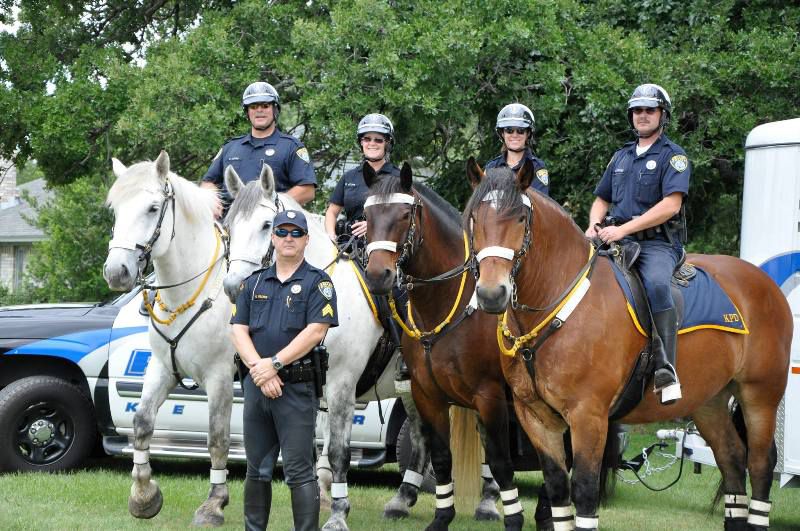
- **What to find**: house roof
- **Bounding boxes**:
[0,179,51,243]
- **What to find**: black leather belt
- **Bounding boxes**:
[278,356,315,384]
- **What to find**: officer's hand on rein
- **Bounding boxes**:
[597,225,626,244]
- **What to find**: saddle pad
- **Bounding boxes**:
[609,261,748,336]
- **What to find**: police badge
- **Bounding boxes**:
[265,148,275,157]
[670,155,688,172]
[318,280,334,300]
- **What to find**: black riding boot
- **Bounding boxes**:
[290,480,320,531]
[244,478,271,531]
[389,311,409,382]
[652,308,681,405]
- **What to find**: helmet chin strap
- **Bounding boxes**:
[507,146,526,153]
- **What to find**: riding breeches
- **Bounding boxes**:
[633,239,682,313]
[242,374,318,486]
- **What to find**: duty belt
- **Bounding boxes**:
[278,357,316,384]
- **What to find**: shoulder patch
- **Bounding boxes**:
[318,280,334,300]
[670,155,689,172]
[536,168,549,186]
[296,147,310,164]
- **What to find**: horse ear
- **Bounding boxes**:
[466,157,484,189]
[112,158,127,179]
[224,165,244,199]
[400,162,413,192]
[363,163,378,188]
[259,163,276,200]
[155,150,170,183]
[516,158,534,192]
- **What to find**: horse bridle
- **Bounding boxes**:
[108,178,176,282]
[226,194,284,270]
[467,190,534,310]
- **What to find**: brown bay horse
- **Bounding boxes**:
[464,158,791,531]
[362,163,531,531]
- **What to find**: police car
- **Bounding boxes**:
[0,283,416,474]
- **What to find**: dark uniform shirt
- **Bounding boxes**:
[594,134,690,223]
[203,129,316,202]
[330,161,400,222]
[485,148,550,196]
[231,260,338,359]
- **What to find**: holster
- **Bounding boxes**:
[234,352,247,384]
[311,345,329,399]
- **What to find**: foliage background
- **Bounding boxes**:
[1,0,798,302]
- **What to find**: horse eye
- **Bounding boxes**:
[262,221,272,231]
[148,205,159,213]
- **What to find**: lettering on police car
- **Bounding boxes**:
[670,155,688,172]
[318,281,334,300]
[536,169,549,186]
[296,147,310,163]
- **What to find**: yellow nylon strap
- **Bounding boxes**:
[497,245,594,357]
[349,260,381,325]
[390,231,471,340]
[143,226,222,326]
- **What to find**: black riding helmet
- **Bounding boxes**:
[356,113,395,156]
[242,81,281,119]
[627,83,671,132]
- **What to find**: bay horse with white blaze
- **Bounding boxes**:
[363,163,540,531]
[465,158,791,531]
[103,151,234,526]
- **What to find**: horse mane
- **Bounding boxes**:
[107,160,216,225]
[367,174,462,227]
[224,181,306,226]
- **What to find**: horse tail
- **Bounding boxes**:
[450,406,482,513]
[599,422,621,504]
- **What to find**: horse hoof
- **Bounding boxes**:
[535,518,554,531]
[474,508,501,521]
[321,517,349,531]
[383,507,410,520]
[128,488,163,519]
[191,511,224,527]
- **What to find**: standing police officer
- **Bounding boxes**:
[585,83,689,405]
[486,103,550,196]
[202,82,317,217]
[231,210,338,531]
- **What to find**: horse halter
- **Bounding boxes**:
[227,194,283,269]
[468,190,533,294]
[363,192,423,287]
[108,178,176,280]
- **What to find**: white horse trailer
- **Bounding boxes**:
[665,118,800,487]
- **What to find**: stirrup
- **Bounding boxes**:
[653,366,682,405]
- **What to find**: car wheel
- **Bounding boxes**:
[0,376,97,472]
[396,418,436,493]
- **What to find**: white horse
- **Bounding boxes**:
[222,165,459,531]
[103,151,234,527]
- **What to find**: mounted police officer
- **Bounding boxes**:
[585,83,690,405]
[231,210,338,531]
[202,82,317,217]
[486,103,550,196]
[323,113,410,382]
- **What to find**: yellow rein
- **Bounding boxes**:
[389,231,471,340]
[143,226,223,326]
[497,245,594,357]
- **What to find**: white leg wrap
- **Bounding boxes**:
[481,463,493,479]
[435,482,455,509]
[661,382,682,403]
[575,515,599,529]
[724,493,749,519]
[331,482,348,499]
[403,469,424,488]
[552,505,575,531]
[133,449,149,465]
[747,499,771,527]
[500,488,522,515]
[210,468,228,484]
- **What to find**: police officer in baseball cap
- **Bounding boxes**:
[201,82,317,217]
[231,209,338,530]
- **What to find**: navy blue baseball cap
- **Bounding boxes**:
[273,209,308,232]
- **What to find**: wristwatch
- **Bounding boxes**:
[271,355,284,371]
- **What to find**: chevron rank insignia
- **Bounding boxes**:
[322,304,334,317]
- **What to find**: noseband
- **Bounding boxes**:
[363,192,423,288]
[108,178,176,279]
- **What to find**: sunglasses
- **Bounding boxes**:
[361,136,386,144]
[502,127,528,135]
[273,228,307,238]
[631,107,659,115]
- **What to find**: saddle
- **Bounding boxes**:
[603,241,692,420]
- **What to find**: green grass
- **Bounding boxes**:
[1,425,799,530]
